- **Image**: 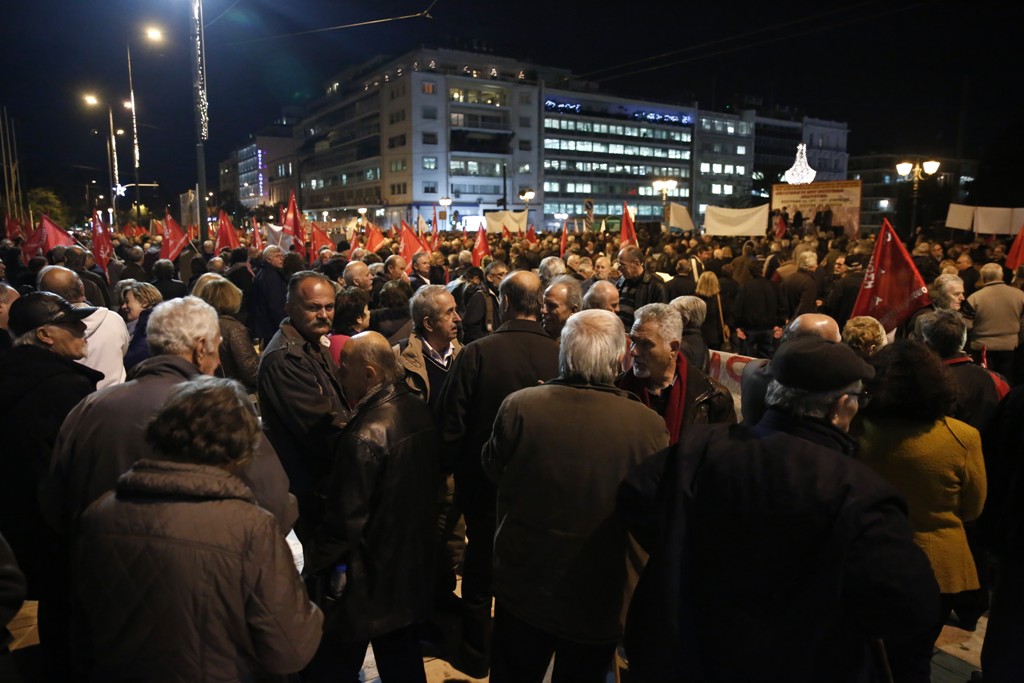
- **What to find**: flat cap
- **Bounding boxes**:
[769,336,874,391]
[8,292,95,336]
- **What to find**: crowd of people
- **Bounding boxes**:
[0,220,1022,682]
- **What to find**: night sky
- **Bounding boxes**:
[2,0,1020,217]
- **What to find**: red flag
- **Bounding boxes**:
[349,230,361,256]
[432,205,439,249]
[404,220,428,252]
[310,222,333,256]
[283,191,307,261]
[161,212,190,262]
[620,202,638,247]
[91,211,113,277]
[251,217,263,251]
[850,218,932,332]
[526,225,539,245]
[279,205,286,226]
[365,224,386,254]
[461,223,467,242]
[471,229,491,267]
[214,211,242,254]
[399,224,422,273]
[5,218,22,244]
[22,215,75,263]
[502,225,512,242]
[1005,223,1024,271]
[560,221,568,258]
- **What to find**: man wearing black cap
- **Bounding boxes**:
[619,336,941,683]
[0,292,103,677]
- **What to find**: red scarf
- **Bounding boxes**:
[619,353,689,445]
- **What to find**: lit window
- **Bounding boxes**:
[712,163,722,174]
[423,81,436,95]
[544,181,559,192]
[711,184,722,195]
[423,157,437,170]
[736,165,745,175]
[518,163,530,174]
[699,203,708,214]
[724,164,734,174]
[724,184,733,195]
[700,162,710,174]
[736,145,746,155]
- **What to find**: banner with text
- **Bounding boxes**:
[706,349,756,419]
[771,179,862,238]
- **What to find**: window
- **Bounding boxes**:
[736,145,747,155]
[712,163,722,174]
[422,106,437,120]
[736,165,746,175]
[387,134,406,149]
[700,162,710,174]
[724,164,734,174]
[519,140,532,151]
[422,81,436,94]
[389,183,407,195]
[724,184,733,195]
[423,181,437,193]
[518,163,531,174]
[389,159,407,172]
[423,132,438,145]
[519,116,531,128]
[450,112,465,127]
[518,92,531,104]
[423,157,437,170]
[544,181,559,192]
[388,109,406,125]
[711,184,722,195]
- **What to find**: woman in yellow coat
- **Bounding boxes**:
[858,340,986,679]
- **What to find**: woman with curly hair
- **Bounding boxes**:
[858,340,986,678]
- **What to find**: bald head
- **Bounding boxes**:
[38,265,86,304]
[343,260,373,292]
[583,280,620,314]
[499,270,544,320]
[782,313,841,344]
[338,330,405,405]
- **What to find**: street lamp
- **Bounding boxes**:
[518,187,535,231]
[896,159,940,238]
[652,178,678,231]
[190,0,211,241]
[83,94,120,217]
[438,196,452,231]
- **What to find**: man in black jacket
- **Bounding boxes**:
[619,337,941,683]
[436,270,560,676]
[307,331,440,683]
[616,245,666,329]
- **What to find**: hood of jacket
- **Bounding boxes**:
[116,459,257,505]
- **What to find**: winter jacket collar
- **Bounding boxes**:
[547,376,645,403]
[492,318,548,337]
[127,354,199,382]
[352,381,408,412]
[0,344,104,410]
[116,459,257,504]
[755,408,858,458]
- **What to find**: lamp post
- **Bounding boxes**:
[438,196,452,231]
[518,187,535,233]
[124,26,163,225]
[896,159,940,239]
[190,0,210,241]
[652,178,678,232]
[83,94,121,218]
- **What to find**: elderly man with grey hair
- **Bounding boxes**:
[670,295,710,373]
[482,310,668,683]
[46,295,296,537]
[250,244,289,347]
[781,249,821,319]
[538,255,567,286]
[541,274,582,340]
[583,279,620,314]
[617,303,734,445]
[967,262,1024,382]
[619,335,941,682]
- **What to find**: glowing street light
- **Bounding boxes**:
[145,27,164,42]
[83,94,120,216]
[896,159,941,238]
[652,178,678,231]
[438,197,452,231]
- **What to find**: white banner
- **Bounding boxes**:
[484,209,528,234]
[668,202,696,232]
[705,204,770,237]
[975,207,1013,235]
[945,203,975,230]
[265,223,293,251]
[706,350,756,419]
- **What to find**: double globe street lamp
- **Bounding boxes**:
[896,159,940,238]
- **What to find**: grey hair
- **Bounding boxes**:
[670,295,706,328]
[932,274,963,309]
[765,379,862,419]
[410,284,450,334]
[632,303,683,343]
[548,275,583,313]
[559,309,626,385]
[263,245,283,259]
[458,250,473,266]
[979,262,1003,284]
[584,280,618,311]
[539,256,566,283]
[798,251,818,269]
[147,296,220,356]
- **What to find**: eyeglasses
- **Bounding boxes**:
[851,390,871,406]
